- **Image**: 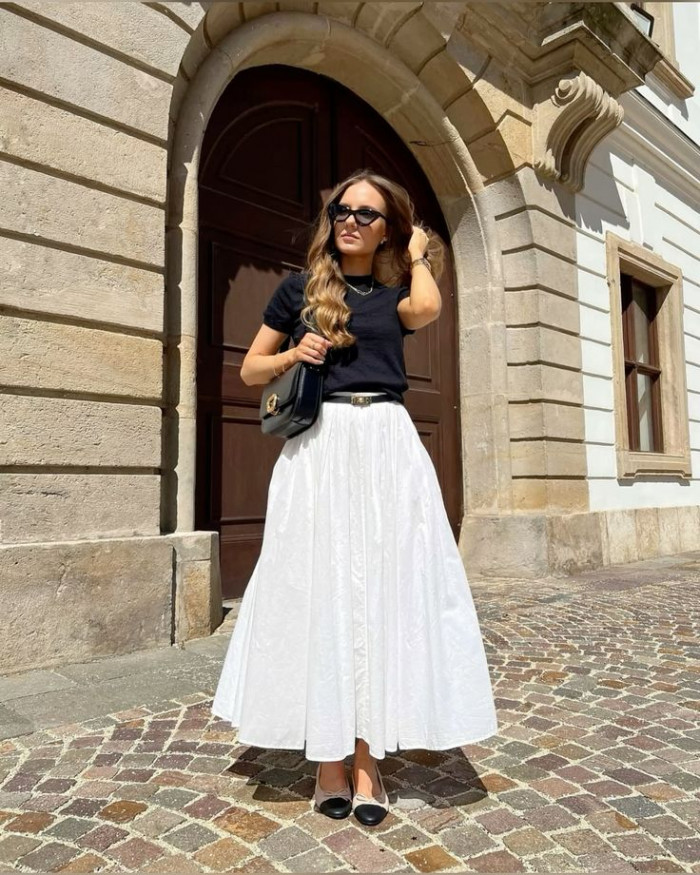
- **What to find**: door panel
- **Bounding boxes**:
[197,65,462,598]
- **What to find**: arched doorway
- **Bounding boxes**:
[196,65,462,598]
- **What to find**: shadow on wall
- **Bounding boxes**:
[575,145,629,236]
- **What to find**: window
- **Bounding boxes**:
[607,234,691,479]
[621,274,663,453]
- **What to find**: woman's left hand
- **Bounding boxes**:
[408,225,429,260]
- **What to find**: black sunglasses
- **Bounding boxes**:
[328,203,387,226]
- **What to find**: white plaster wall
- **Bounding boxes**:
[637,3,700,144]
[576,128,700,511]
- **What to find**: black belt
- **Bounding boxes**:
[324,393,394,406]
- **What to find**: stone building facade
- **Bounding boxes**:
[1,2,698,673]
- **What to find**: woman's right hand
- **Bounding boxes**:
[294,331,333,365]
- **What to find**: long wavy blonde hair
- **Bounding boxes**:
[300,170,445,348]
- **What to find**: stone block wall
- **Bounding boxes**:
[0,5,222,672]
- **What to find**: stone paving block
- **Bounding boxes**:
[107,836,166,868]
[258,824,318,861]
[502,763,548,782]
[15,840,79,871]
[381,823,433,851]
[25,791,70,811]
[5,808,53,833]
[639,813,696,837]
[530,776,581,798]
[327,827,403,871]
[97,799,148,823]
[56,850,111,871]
[3,772,42,792]
[284,844,345,872]
[403,844,462,871]
[132,806,186,838]
[475,808,528,834]
[633,861,687,872]
[410,806,463,834]
[164,822,221,852]
[666,771,700,791]
[609,794,667,818]
[439,824,498,857]
[639,781,687,802]
[467,848,526,871]
[479,772,518,793]
[502,825,555,854]
[115,784,159,803]
[668,799,700,828]
[497,787,550,810]
[181,793,231,820]
[192,836,250,870]
[665,837,700,863]
[57,798,101,817]
[610,831,667,856]
[186,755,225,775]
[152,787,200,809]
[76,823,129,851]
[532,850,585,871]
[139,853,213,873]
[558,792,609,814]
[212,806,279,842]
[0,834,41,862]
[44,816,95,841]
[584,849,643,872]
[608,766,659,785]
[555,827,617,855]
[524,803,579,830]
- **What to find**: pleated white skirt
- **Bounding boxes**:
[211,393,499,761]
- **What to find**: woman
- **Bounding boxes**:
[212,170,498,826]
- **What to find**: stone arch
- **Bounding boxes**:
[163,9,519,554]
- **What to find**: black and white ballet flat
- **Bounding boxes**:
[313,763,353,819]
[351,761,389,826]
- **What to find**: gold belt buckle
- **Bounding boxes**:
[350,394,372,406]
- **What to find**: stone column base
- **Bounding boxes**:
[0,531,222,675]
[461,506,700,579]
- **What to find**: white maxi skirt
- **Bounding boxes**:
[211,393,499,761]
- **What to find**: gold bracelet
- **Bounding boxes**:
[273,352,289,378]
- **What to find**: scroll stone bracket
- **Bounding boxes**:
[534,71,624,192]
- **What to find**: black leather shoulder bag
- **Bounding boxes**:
[259,335,327,439]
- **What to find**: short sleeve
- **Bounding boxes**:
[397,285,415,335]
[262,272,305,335]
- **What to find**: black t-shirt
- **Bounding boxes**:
[262,271,415,403]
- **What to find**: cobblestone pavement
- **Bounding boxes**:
[1,551,699,873]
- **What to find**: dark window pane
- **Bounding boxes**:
[632,285,651,364]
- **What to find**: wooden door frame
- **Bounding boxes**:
[164,15,516,553]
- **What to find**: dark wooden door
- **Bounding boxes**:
[197,65,462,599]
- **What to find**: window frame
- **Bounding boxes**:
[606,232,691,479]
[633,2,695,99]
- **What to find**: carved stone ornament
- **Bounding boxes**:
[534,71,624,192]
